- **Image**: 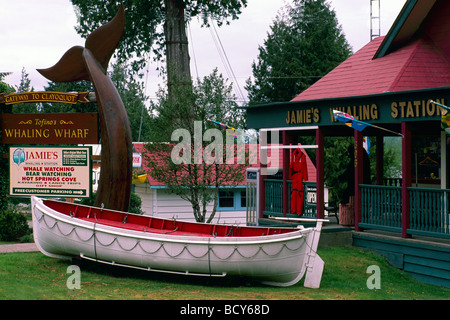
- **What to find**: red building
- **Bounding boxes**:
[246,0,450,287]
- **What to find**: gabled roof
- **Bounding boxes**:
[291,0,450,102]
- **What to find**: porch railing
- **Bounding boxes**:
[360,184,402,232]
[408,187,450,238]
[360,185,450,239]
[266,180,450,239]
[264,179,283,216]
[263,179,316,218]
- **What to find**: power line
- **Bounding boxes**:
[208,18,247,104]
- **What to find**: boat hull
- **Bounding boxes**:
[31,197,324,287]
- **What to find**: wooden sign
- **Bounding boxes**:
[0,91,91,105]
[0,113,98,145]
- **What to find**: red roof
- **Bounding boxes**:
[292,36,450,102]
[133,143,316,186]
[292,0,450,102]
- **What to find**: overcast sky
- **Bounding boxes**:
[0,0,407,104]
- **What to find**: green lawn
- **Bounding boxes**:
[0,247,448,300]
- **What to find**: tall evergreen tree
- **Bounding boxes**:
[245,0,352,104]
[41,80,96,114]
[109,61,153,142]
[12,67,38,113]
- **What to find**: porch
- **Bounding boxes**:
[262,179,450,288]
[262,179,450,240]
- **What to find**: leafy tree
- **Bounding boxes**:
[245,0,352,104]
[145,69,247,222]
[193,68,245,130]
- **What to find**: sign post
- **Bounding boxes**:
[9,146,92,198]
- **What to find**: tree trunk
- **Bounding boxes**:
[164,0,192,99]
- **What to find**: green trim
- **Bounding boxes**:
[408,229,450,239]
[246,86,450,130]
[358,223,402,234]
[373,0,419,58]
[243,85,450,110]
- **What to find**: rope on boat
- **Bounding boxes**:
[34,209,308,263]
[207,237,212,277]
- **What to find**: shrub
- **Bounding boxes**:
[0,206,31,241]
[129,193,144,215]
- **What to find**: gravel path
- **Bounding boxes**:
[0,243,39,253]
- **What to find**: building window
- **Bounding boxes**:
[240,191,246,208]
[218,191,234,208]
[217,189,246,211]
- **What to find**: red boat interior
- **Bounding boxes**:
[43,200,298,237]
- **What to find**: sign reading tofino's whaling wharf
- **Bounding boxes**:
[0,91,98,145]
[0,113,98,145]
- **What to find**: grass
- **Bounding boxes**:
[0,247,448,300]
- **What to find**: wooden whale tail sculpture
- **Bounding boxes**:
[37,4,133,212]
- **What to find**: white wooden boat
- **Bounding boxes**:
[31,196,325,287]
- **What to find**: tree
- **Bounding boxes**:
[245,0,352,104]
[41,80,97,113]
[71,0,248,98]
[0,74,15,211]
[145,69,247,223]
[109,61,153,142]
[41,61,152,141]
[12,68,38,113]
[71,1,248,221]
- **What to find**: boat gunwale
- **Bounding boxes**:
[32,197,309,246]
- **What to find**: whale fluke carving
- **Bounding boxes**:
[37,4,125,82]
[37,4,132,212]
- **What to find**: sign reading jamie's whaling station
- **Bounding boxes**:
[1,91,96,198]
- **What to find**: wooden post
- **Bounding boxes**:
[316,128,324,219]
[402,122,412,238]
[282,131,290,217]
[259,130,267,218]
[354,130,363,231]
